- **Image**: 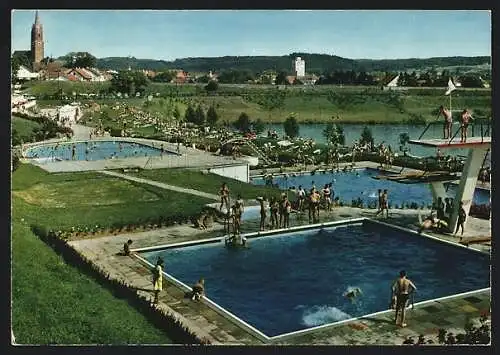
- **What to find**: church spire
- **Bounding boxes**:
[35,10,40,24]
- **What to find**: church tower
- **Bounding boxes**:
[31,10,44,71]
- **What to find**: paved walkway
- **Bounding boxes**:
[99,170,220,201]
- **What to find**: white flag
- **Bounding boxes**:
[445,78,456,95]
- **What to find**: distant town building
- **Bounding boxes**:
[31,11,44,71]
[16,65,40,81]
[383,74,407,91]
[293,57,306,78]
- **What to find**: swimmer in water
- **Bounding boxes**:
[343,287,363,303]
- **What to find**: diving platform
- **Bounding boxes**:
[408,136,491,149]
[372,171,459,184]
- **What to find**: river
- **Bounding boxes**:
[264,122,491,162]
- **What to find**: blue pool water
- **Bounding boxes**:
[143,222,490,337]
[250,168,490,207]
[24,141,175,163]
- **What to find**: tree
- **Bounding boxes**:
[275,71,288,85]
[206,105,218,126]
[360,126,374,148]
[234,112,251,132]
[153,71,175,83]
[110,70,148,96]
[184,104,197,124]
[283,116,300,138]
[323,122,345,146]
[253,118,265,135]
[205,80,219,93]
[195,105,206,126]
[459,75,484,88]
[11,57,20,82]
[62,52,97,68]
[173,106,181,121]
[12,51,32,68]
[197,75,210,83]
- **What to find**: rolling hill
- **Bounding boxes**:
[94,53,490,74]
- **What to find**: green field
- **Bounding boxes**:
[27,81,491,126]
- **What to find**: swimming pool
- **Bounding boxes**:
[141,221,490,337]
[24,140,176,163]
[250,168,490,207]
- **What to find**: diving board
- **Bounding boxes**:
[408,136,491,149]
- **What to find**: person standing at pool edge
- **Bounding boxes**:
[152,257,164,304]
[455,201,467,236]
[219,183,230,212]
[257,197,267,231]
[391,270,417,327]
[376,189,389,218]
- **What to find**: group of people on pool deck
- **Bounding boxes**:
[439,105,474,143]
[419,197,468,236]
[219,183,248,246]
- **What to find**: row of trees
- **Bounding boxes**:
[184,104,219,127]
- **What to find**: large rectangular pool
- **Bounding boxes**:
[141,221,490,337]
[250,168,490,208]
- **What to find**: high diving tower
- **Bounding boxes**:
[408,135,491,234]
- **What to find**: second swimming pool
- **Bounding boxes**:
[250,168,490,208]
[24,140,176,163]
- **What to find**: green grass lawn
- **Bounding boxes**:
[128,168,286,202]
[29,81,491,125]
[11,213,174,344]
[12,116,42,141]
[12,164,212,231]
[11,163,219,344]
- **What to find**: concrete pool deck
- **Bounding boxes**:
[68,206,491,345]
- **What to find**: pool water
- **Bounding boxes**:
[24,141,175,163]
[143,222,490,337]
[250,168,490,207]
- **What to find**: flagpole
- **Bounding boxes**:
[449,91,452,113]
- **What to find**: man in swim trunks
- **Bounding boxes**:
[233,195,244,235]
[219,183,230,212]
[439,105,453,139]
[257,197,267,231]
[391,270,417,327]
[460,109,472,143]
[322,184,332,211]
[297,185,306,212]
[343,287,363,303]
[454,201,467,236]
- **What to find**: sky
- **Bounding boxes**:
[11,10,491,60]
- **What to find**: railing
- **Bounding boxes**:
[245,139,275,165]
[447,118,491,145]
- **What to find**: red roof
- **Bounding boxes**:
[72,68,93,80]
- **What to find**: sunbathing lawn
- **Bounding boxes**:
[127,167,288,202]
[12,164,212,231]
[11,164,214,344]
